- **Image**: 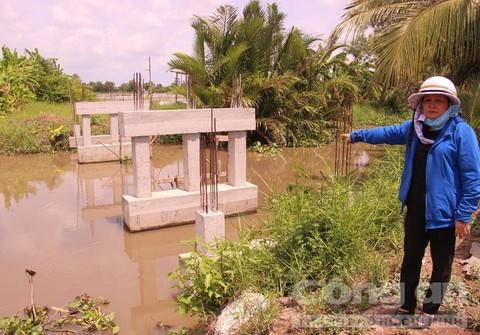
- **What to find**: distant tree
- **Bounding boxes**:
[118,80,134,92]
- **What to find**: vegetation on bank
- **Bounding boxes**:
[170,148,405,318]
[0,47,95,115]
[0,294,119,334]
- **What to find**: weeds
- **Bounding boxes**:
[171,148,406,319]
[0,294,119,334]
[237,295,279,335]
[249,141,282,154]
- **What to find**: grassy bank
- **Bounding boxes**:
[0,102,73,154]
[0,101,190,155]
[0,101,407,155]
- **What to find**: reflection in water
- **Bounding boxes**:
[0,153,74,209]
[0,143,379,334]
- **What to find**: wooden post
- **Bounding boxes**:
[182,133,200,191]
[228,131,247,186]
[132,136,152,198]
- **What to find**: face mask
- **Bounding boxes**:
[423,104,460,130]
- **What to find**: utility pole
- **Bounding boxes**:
[148,56,153,106]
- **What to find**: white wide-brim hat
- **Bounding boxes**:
[408,76,461,108]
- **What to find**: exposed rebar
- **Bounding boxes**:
[199,109,220,213]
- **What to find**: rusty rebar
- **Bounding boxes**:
[199,109,220,213]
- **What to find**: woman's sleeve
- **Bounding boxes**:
[350,120,411,145]
[455,124,480,223]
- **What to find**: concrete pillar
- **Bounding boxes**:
[182,133,200,191]
[110,114,119,141]
[81,115,91,146]
[195,209,225,243]
[228,131,247,186]
[132,136,152,198]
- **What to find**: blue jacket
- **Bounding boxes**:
[351,116,480,229]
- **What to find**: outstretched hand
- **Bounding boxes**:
[341,133,351,143]
[455,220,470,239]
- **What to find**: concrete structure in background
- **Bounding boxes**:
[70,101,149,163]
[119,108,258,231]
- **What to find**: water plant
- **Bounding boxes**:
[0,294,119,334]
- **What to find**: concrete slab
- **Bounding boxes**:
[77,142,132,163]
[123,182,257,231]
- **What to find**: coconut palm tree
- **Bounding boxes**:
[169,1,371,145]
[336,0,480,86]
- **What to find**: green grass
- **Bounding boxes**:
[0,101,110,154]
[150,101,187,110]
[353,102,410,128]
[0,101,73,154]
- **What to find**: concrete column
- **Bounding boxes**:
[132,136,152,198]
[110,114,119,141]
[182,133,200,191]
[195,209,225,243]
[228,131,247,186]
[81,115,91,146]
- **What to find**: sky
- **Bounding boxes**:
[0,0,348,86]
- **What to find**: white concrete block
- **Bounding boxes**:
[195,209,225,243]
[132,136,152,198]
[183,134,200,191]
[228,131,247,186]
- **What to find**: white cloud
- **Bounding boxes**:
[0,0,346,85]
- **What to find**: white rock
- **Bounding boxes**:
[214,292,270,335]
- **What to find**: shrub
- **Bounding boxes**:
[171,148,405,317]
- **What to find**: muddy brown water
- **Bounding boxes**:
[0,144,379,334]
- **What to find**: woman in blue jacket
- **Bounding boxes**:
[343,76,480,326]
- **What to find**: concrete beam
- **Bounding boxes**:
[123,183,257,231]
[119,108,255,137]
[228,131,247,186]
[182,134,200,191]
[132,136,152,198]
